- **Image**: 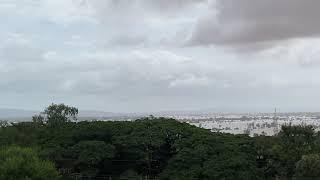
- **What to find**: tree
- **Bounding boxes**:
[0,146,60,180]
[276,125,316,178]
[295,154,320,179]
[71,141,116,176]
[32,114,44,125]
[0,120,9,128]
[34,103,78,127]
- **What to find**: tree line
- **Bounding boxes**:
[0,104,320,179]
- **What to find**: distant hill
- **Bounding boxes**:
[0,108,130,122]
[78,110,125,118]
[0,108,38,118]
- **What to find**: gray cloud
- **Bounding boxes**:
[86,0,206,12]
[190,0,320,48]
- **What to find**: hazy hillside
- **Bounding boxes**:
[0,108,129,121]
[0,109,37,118]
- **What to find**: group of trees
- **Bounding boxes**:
[32,103,78,127]
[0,146,60,180]
[254,125,320,179]
[1,104,320,179]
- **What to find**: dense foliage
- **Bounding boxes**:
[1,104,320,179]
[0,146,60,180]
[0,117,261,179]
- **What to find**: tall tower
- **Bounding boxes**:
[273,108,279,134]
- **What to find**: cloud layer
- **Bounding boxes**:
[0,0,320,112]
[190,0,320,48]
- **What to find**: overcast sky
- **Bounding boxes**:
[1,0,320,113]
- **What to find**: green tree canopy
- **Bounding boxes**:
[0,146,60,180]
[276,125,316,177]
[33,103,78,127]
[70,141,116,176]
[295,154,320,179]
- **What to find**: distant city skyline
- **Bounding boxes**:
[0,106,320,118]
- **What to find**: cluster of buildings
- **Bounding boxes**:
[162,112,320,136]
